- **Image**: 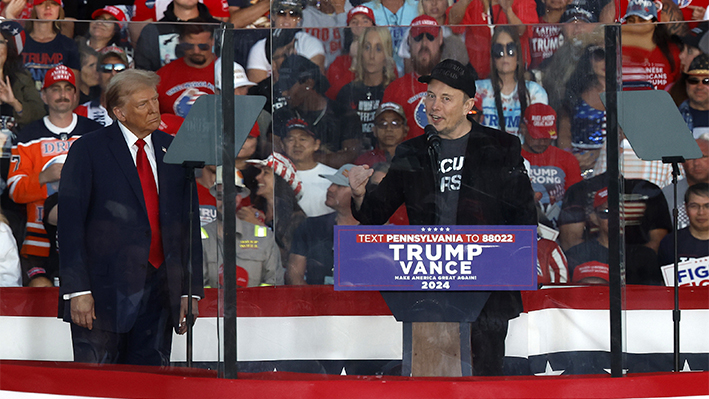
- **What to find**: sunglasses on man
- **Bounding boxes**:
[277,8,301,18]
[177,42,212,52]
[413,32,435,42]
[99,63,127,73]
[687,77,709,86]
[492,42,517,59]
[596,207,610,220]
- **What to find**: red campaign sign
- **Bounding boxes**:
[335,225,537,291]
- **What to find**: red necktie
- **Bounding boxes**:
[136,138,164,268]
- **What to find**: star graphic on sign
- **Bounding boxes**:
[446,227,450,231]
[433,227,438,232]
[603,367,628,374]
[421,227,426,231]
[427,227,432,231]
[534,361,564,376]
[682,359,697,372]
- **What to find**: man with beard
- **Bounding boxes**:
[134,0,221,71]
[381,15,444,140]
[8,66,102,286]
[156,25,216,117]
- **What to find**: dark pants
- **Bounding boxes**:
[470,312,510,376]
[70,265,174,366]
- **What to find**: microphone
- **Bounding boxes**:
[425,125,441,190]
[425,124,441,154]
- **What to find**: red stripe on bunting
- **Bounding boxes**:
[1,286,707,318]
[0,360,708,399]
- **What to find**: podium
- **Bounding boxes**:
[383,291,489,376]
[334,225,537,377]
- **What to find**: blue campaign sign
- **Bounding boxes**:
[334,225,538,291]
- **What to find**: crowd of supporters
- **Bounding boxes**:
[0,0,707,290]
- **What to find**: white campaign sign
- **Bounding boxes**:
[661,256,709,286]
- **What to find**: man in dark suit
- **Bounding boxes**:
[58,69,203,366]
[348,59,536,376]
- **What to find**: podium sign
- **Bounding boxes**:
[334,225,537,291]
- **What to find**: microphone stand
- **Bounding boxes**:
[662,155,685,372]
[182,160,205,368]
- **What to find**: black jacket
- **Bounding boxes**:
[354,117,536,227]
[353,117,537,321]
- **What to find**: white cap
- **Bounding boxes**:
[215,58,257,91]
[210,165,250,197]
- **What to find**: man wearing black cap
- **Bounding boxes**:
[348,59,536,376]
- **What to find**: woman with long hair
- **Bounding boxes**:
[244,153,306,265]
[620,0,680,91]
[79,7,132,57]
[336,27,397,149]
[475,26,548,138]
[0,25,45,130]
[559,44,607,177]
[23,0,80,91]
[325,5,376,100]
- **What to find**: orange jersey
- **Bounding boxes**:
[7,115,101,257]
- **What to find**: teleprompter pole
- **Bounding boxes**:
[605,24,624,378]
[219,24,238,379]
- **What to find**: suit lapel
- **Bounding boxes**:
[107,124,147,212]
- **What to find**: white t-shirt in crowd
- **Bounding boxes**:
[296,163,336,217]
[246,31,326,76]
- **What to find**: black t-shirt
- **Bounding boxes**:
[436,133,469,225]
[559,173,673,246]
[335,81,386,149]
[290,212,337,285]
[688,106,709,129]
[658,228,709,266]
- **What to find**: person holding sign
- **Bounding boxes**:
[347,59,536,376]
[658,183,709,266]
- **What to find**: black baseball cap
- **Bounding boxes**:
[275,54,330,95]
[418,59,477,98]
[680,22,709,52]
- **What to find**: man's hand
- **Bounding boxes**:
[70,294,95,330]
[345,165,373,199]
[498,0,513,12]
[236,205,266,226]
[28,276,53,287]
[38,163,63,186]
[345,165,373,210]
[3,0,26,19]
[687,5,706,20]
[178,297,199,335]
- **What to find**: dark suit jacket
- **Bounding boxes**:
[58,123,203,333]
[353,117,537,321]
